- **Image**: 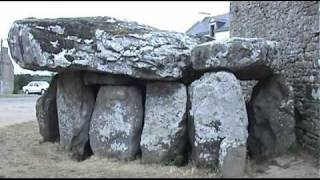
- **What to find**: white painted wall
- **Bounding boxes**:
[215,31,230,41]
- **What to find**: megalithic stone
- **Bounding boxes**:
[36,74,59,143]
[89,86,143,161]
[189,71,248,177]
[191,37,279,80]
[247,74,296,159]
[7,16,200,81]
[56,71,95,161]
[140,82,187,164]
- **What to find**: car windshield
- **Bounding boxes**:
[39,82,48,85]
[27,81,48,86]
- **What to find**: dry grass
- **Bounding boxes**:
[0,121,219,178]
[0,121,319,178]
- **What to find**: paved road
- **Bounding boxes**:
[0,94,40,127]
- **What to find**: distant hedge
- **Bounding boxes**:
[13,74,53,94]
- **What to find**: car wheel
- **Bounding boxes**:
[41,89,46,95]
[25,90,29,95]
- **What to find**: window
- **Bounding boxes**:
[209,21,217,38]
[210,24,215,37]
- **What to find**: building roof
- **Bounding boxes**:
[185,12,229,35]
[212,13,230,32]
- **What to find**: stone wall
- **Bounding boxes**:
[0,47,14,95]
[230,1,320,151]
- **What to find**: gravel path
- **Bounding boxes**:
[0,94,39,127]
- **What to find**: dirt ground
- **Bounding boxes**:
[0,121,318,178]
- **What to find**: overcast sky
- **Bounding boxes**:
[0,1,230,75]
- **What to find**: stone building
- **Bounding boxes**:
[0,46,14,95]
[230,1,319,151]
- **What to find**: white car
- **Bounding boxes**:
[22,81,50,95]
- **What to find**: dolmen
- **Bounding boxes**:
[8,16,296,178]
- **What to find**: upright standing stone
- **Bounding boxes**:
[56,71,95,161]
[141,82,187,164]
[89,86,143,161]
[247,75,296,159]
[0,47,14,95]
[36,75,59,142]
[189,71,248,177]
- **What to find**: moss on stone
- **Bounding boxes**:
[22,16,154,55]
[164,155,186,167]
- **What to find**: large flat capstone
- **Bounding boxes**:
[140,82,187,164]
[189,71,248,177]
[89,86,143,161]
[56,71,95,161]
[191,37,279,80]
[7,16,199,80]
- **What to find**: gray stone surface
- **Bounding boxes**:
[36,75,59,142]
[188,71,248,173]
[7,16,199,80]
[191,37,279,80]
[83,71,135,86]
[140,82,187,164]
[0,47,14,95]
[247,75,296,159]
[221,145,247,178]
[230,1,319,151]
[56,71,95,161]
[240,80,258,102]
[89,86,143,161]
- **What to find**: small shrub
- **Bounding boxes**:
[164,155,186,167]
[173,155,185,167]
